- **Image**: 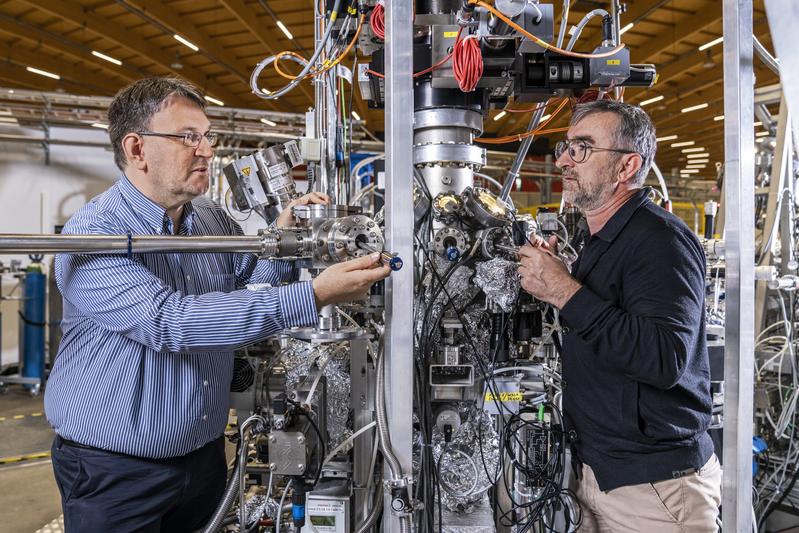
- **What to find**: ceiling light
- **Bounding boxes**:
[7,89,13,94]
[682,147,706,153]
[540,114,551,121]
[352,111,362,121]
[699,36,724,51]
[0,116,18,124]
[640,95,664,107]
[688,159,710,164]
[91,50,122,66]
[276,21,294,40]
[754,121,763,127]
[656,135,678,142]
[493,110,507,121]
[714,115,724,121]
[173,34,199,52]
[686,164,707,169]
[620,22,634,35]
[686,152,710,158]
[91,123,108,129]
[260,118,277,127]
[204,95,224,106]
[756,131,770,137]
[681,103,709,113]
[26,66,60,80]
[680,169,700,174]
[671,141,695,147]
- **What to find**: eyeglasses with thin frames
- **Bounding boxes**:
[137,131,218,148]
[554,138,637,163]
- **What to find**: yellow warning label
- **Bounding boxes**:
[348,5,357,14]
[606,59,621,65]
[241,166,251,176]
[444,31,458,38]
[484,392,523,403]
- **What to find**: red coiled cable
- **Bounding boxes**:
[370,2,385,40]
[452,35,483,92]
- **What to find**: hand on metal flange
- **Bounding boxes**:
[312,253,391,308]
[517,235,581,309]
[276,191,331,228]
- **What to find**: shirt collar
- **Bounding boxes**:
[118,175,195,235]
[593,187,652,243]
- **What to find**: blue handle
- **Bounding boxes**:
[388,256,403,271]
[445,246,460,262]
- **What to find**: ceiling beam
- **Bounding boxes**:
[121,0,284,112]
[20,0,247,108]
[633,9,722,65]
[0,60,96,95]
[0,14,142,84]
[0,41,120,95]
[219,0,315,106]
[575,0,674,52]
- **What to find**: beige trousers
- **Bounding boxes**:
[574,454,722,532]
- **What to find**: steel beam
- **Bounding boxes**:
[383,0,415,529]
[721,1,755,531]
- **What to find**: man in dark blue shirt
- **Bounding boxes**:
[517,100,721,532]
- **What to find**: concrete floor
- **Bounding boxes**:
[0,387,61,533]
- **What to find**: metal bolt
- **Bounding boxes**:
[336,242,345,249]
[298,463,305,470]
[268,463,276,471]
[269,435,276,443]
[442,175,452,185]
[298,435,305,444]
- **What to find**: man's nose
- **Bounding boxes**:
[195,137,214,157]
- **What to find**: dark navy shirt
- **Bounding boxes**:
[559,187,714,491]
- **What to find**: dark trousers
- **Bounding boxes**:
[51,435,226,533]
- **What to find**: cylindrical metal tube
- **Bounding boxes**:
[0,234,264,255]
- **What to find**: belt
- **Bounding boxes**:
[59,436,107,453]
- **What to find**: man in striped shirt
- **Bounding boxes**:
[44,76,390,532]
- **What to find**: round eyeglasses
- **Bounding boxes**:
[554,139,637,163]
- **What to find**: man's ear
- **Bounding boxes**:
[618,153,643,185]
[122,133,147,172]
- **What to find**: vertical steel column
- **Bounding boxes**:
[383,0,415,530]
[721,1,755,531]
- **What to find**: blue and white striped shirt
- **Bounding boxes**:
[44,176,317,458]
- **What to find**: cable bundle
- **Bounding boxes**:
[453,35,483,92]
[370,2,385,40]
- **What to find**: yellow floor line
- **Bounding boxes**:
[0,451,51,465]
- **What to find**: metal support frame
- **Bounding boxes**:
[383,0,415,530]
[721,1,755,531]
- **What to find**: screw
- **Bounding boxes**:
[336,242,345,249]
[298,435,305,444]
[268,463,276,471]
[269,435,277,443]
[442,175,452,185]
[298,463,305,470]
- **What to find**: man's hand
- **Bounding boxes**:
[275,192,331,228]
[312,253,392,308]
[517,236,581,309]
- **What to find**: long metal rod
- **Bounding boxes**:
[383,0,415,528]
[498,105,546,202]
[0,234,263,255]
[721,0,755,531]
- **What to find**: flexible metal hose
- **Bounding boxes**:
[375,342,402,478]
[198,452,243,533]
[354,482,384,533]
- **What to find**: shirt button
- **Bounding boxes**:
[203,380,209,387]
[202,414,208,420]
[186,275,191,281]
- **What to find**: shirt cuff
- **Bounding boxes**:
[559,285,611,333]
[277,281,318,328]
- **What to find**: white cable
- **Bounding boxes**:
[565,9,610,52]
[322,421,378,465]
[304,355,334,406]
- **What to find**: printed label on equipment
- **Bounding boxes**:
[484,392,523,402]
[443,31,458,38]
[241,166,251,176]
[267,162,293,190]
[606,59,621,65]
[284,140,303,167]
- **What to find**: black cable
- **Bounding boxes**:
[286,398,326,487]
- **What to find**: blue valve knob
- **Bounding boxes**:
[445,246,460,262]
[388,255,403,271]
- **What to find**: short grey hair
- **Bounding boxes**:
[570,100,657,186]
[107,76,206,170]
